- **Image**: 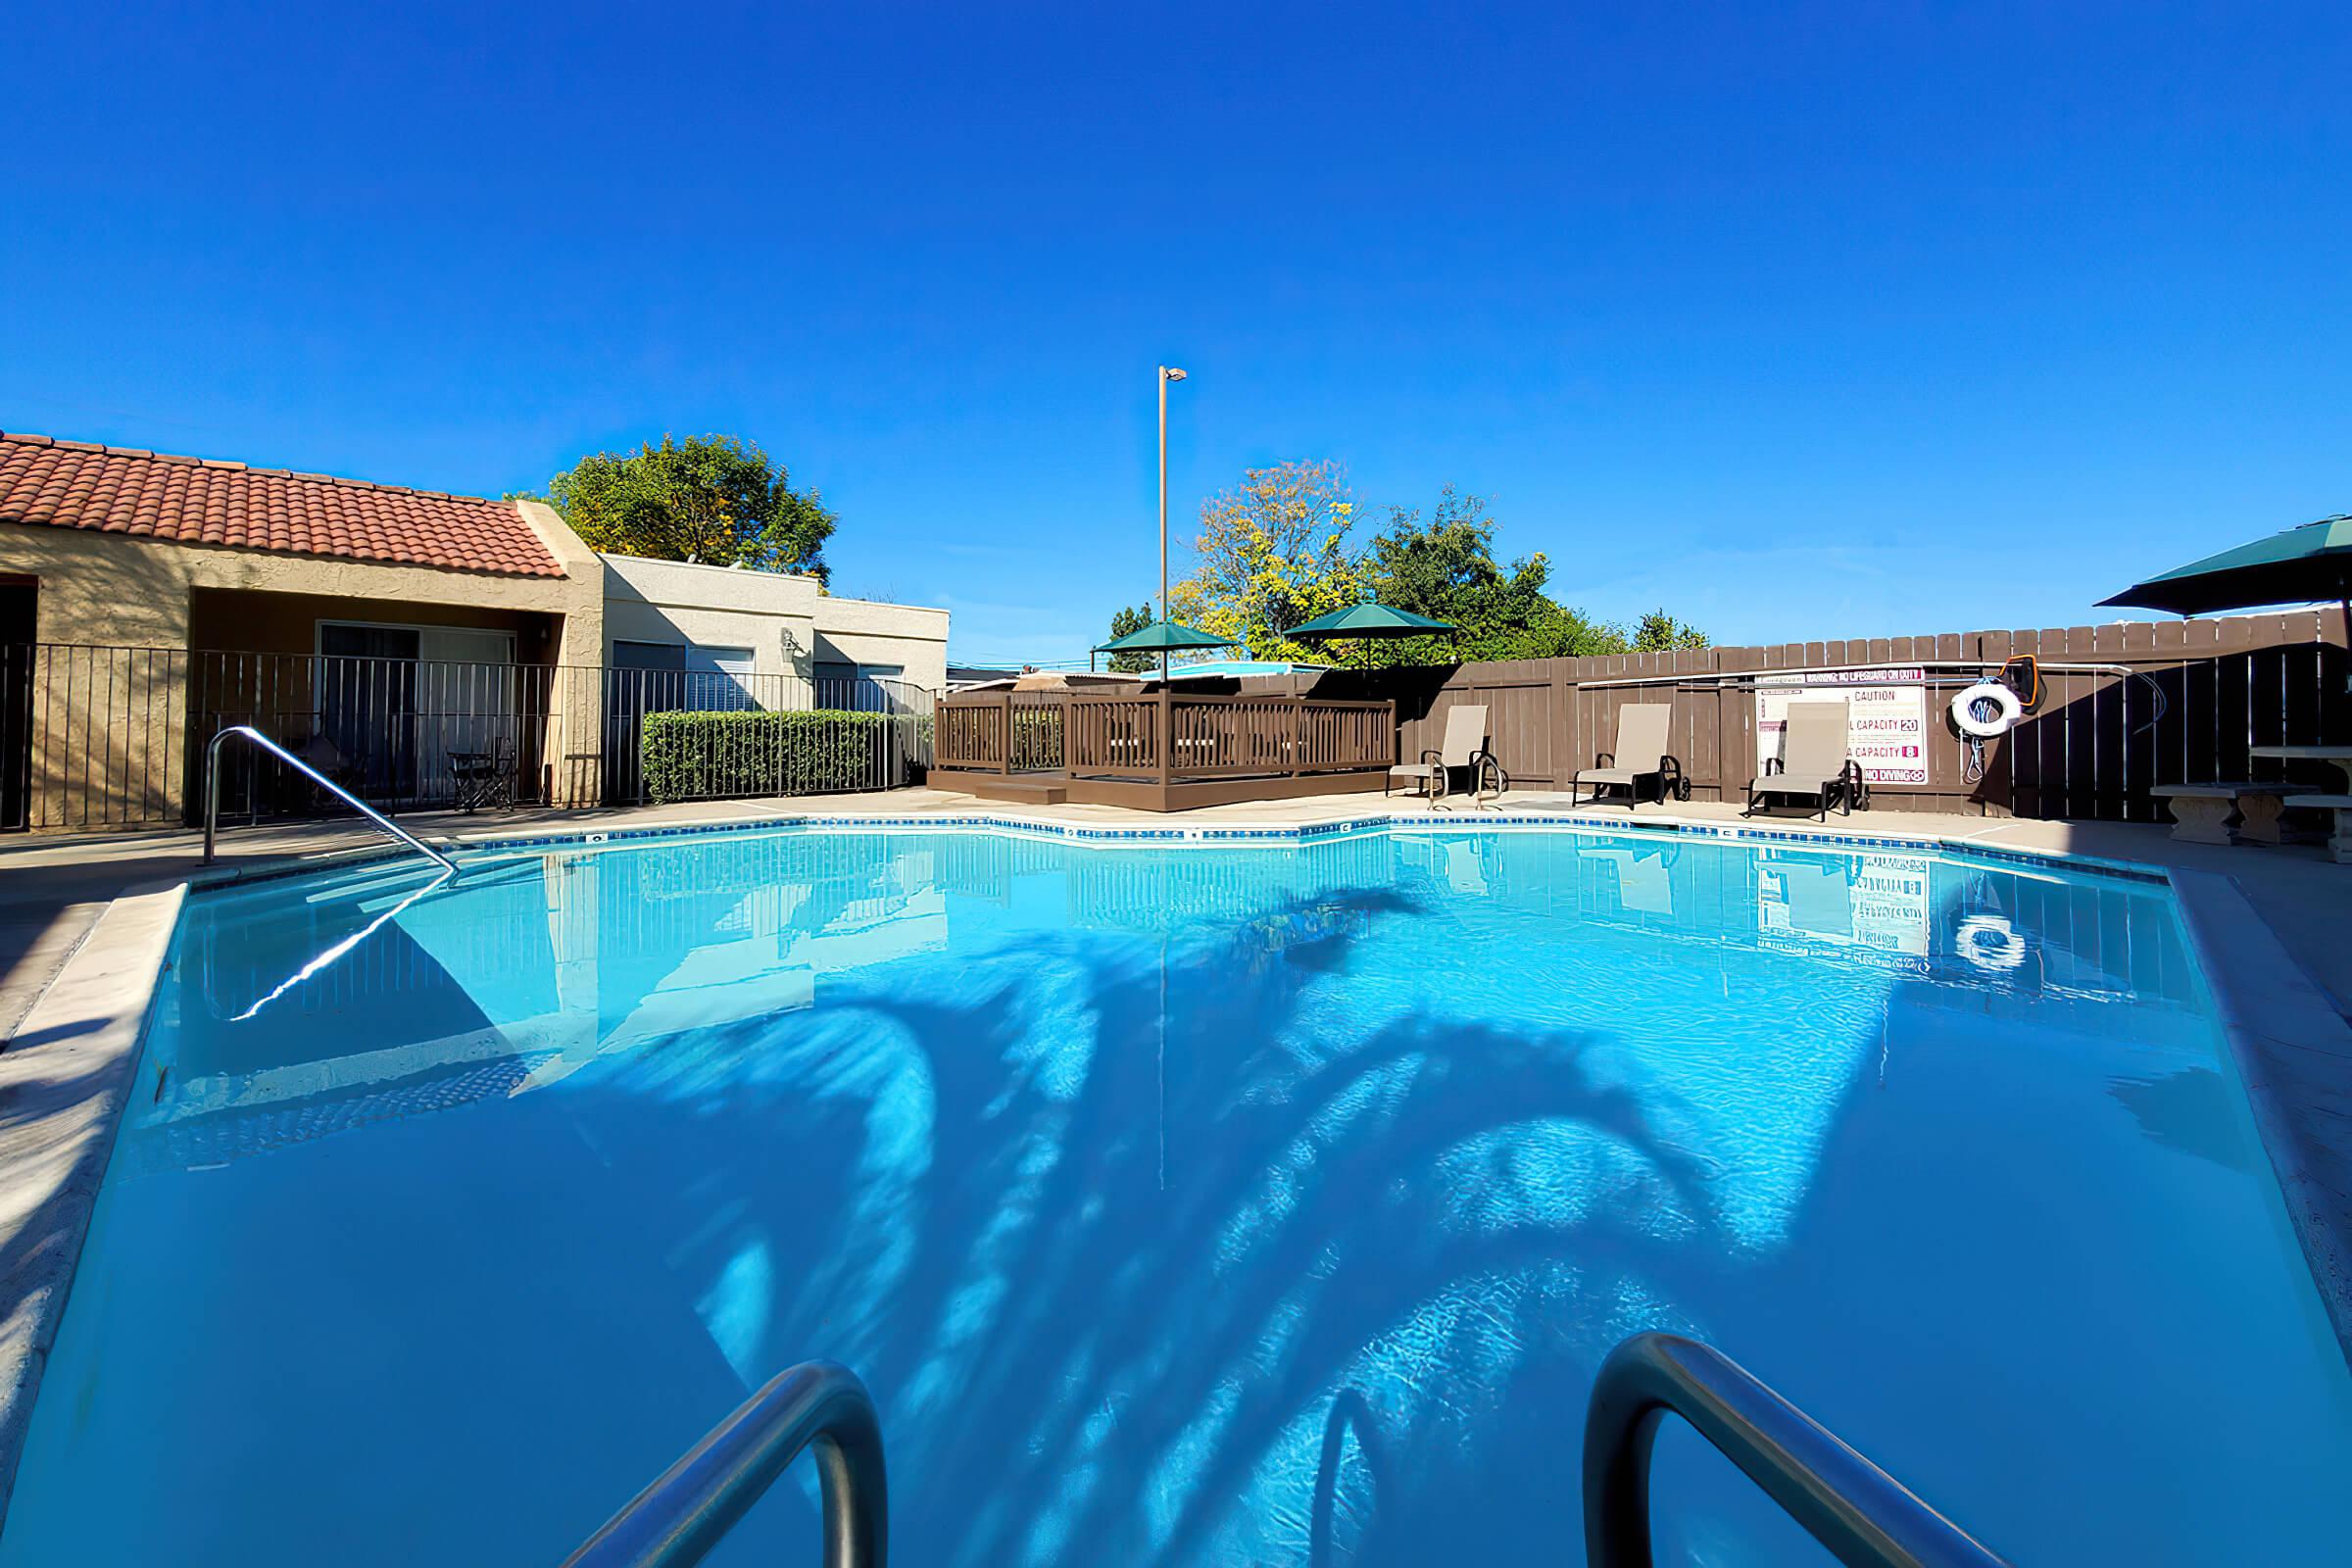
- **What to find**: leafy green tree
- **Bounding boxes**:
[1365,488,1550,662]
[1170,461,1368,660]
[1102,602,1161,673]
[1513,602,1644,659]
[1162,463,1711,667]
[1363,489,1643,663]
[1631,609,1711,652]
[540,434,836,580]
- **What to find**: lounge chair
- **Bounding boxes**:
[1583,846,1676,917]
[1571,704,1687,808]
[1387,704,1500,809]
[1769,854,1858,940]
[1746,700,1864,820]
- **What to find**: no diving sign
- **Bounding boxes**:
[1755,667,1931,786]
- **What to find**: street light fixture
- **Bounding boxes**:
[1158,366,1188,677]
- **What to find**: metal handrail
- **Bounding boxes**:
[1584,1333,2009,1568]
[563,1360,887,1568]
[203,724,456,873]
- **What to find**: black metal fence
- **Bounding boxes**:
[0,644,937,831]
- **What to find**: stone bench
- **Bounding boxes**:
[2148,782,2288,846]
[2284,794,2352,864]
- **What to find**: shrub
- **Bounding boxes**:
[640,709,905,803]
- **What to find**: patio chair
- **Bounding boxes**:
[292,731,354,782]
[1387,704,1501,809]
[1571,704,1687,808]
[1746,700,1865,820]
[451,736,517,814]
[288,731,368,812]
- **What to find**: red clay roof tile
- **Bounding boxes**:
[0,429,565,578]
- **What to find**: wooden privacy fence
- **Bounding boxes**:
[936,691,1396,781]
[1352,608,2349,821]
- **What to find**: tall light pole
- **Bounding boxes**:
[1158,365,1187,677]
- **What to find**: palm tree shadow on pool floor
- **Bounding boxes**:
[554,882,1744,1566]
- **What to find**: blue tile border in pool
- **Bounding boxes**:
[185,806,2175,897]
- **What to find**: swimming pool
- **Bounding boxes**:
[5,823,2346,1564]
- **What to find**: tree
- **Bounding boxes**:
[1156,461,1711,667]
[1102,602,1161,674]
[1169,461,1370,660]
[1365,488,1550,662]
[1511,600,1643,660]
[1631,609,1711,652]
[539,434,836,580]
[1363,489,1644,663]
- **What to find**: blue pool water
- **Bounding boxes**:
[6,825,2347,1564]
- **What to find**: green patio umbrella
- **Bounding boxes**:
[1092,618,1233,672]
[1094,618,1231,654]
[1285,602,1456,640]
[1284,601,1457,666]
[2098,514,2352,617]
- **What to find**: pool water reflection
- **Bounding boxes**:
[6,826,2346,1566]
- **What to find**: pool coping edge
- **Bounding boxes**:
[179,804,2183,893]
[2167,868,2352,1367]
[0,879,183,1524]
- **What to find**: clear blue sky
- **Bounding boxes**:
[4,3,2345,666]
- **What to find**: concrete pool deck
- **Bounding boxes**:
[2,787,2349,1513]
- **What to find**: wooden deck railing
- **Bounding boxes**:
[937,692,1396,780]
[1065,697,1161,776]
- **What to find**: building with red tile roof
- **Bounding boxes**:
[0,425,948,832]
[0,427,607,828]
[0,431,564,577]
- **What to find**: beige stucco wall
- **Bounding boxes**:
[0,505,602,659]
[810,595,951,692]
[599,555,820,682]
[187,589,555,657]
[0,502,608,823]
[598,555,950,697]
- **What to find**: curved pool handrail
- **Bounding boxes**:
[1584,1332,2009,1568]
[202,724,455,874]
[562,1359,887,1568]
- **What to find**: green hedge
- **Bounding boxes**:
[641,709,910,803]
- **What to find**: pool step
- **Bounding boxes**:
[967,776,1069,805]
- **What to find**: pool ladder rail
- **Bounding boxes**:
[201,724,456,874]
[563,1360,886,1568]
[563,1334,2006,1568]
[1585,1333,2010,1568]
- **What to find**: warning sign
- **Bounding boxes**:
[1756,668,1930,786]
[1757,849,1934,959]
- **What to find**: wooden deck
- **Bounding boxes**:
[933,690,1396,811]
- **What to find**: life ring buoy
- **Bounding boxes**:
[1950,681,2022,738]
[1956,913,2026,972]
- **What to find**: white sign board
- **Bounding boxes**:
[1757,850,1934,961]
[1756,667,1930,786]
